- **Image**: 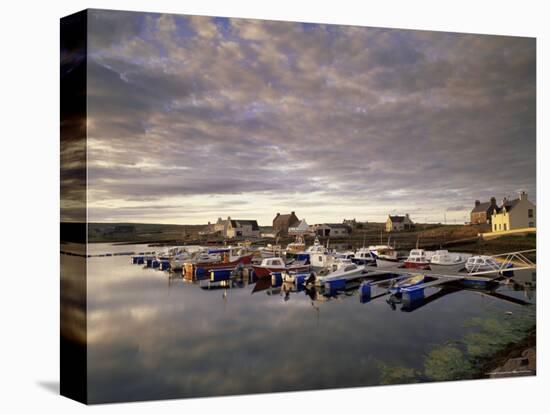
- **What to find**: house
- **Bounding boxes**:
[312,223,351,237]
[288,219,311,235]
[491,192,536,232]
[225,218,260,238]
[470,197,498,224]
[206,217,260,238]
[385,214,414,232]
[273,212,300,235]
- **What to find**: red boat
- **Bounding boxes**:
[186,249,254,278]
[403,249,432,269]
[252,257,310,278]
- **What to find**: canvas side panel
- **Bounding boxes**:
[60,9,88,404]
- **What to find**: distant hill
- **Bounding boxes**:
[87,222,206,243]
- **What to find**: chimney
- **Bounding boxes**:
[519,191,527,201]
[227,216,231,220]
[490,197,496,205]
[502,197,507,206]
[276,212,280,216]
[291,211,295,215]
[475,200,480,206]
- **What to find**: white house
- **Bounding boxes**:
[491,192,536,232]
[386,214,414,232]
[288,219,311,235]
[312,223,351,237]
[207,216,260,238]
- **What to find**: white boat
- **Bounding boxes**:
[169,251,194,270]
[429,250,470,273]
[353,247,375,264]
[376,257,402,268]
[404,249,434,269]
[303,259,367,286]
[305,237,334,270]
[465,255,501,273]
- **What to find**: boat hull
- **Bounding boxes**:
[376,258,402,268]
[186,254,254,278]
[429,262,466,273]
[403,261,430,269]
[253,264,310,278]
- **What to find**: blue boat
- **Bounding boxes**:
[389,274,425,294]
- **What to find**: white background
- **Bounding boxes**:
[0,0,547,412]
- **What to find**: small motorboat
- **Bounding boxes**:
[169,251,193,270]
[465,255,501,273]
[429,250,470,273]
[389,274,425,294]
[252,257,309,278]
[403,249,434,269]
[352,248,375,265]
[311,260,368,286]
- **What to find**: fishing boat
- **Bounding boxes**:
[286,235,306,254]
[465,255,501,273]
[389,274,425,294]
[304,237,334,269]
[403,249,434,269]
[259,243,284,258]
[252,257,310,278]
[429,250,470,273]
[371,245,402,268]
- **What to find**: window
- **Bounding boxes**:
[503,223,507,231]
[529,222,534,227]
[528,209,533,218]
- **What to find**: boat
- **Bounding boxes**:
[429,250,470,273]
[403,249,434,269]
[389,274,425,294]
[286,235,306,254]
[259,243,284,258]
[304,237,334,269]
[352,247,375,265]
[185,248,254,278]
[169,251,194,270]
[376,257,402,268]
[465,255,501,273]
[156,246,189,261]
[252,257,310,278]
[309,260,368,286]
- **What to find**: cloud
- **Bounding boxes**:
[83,10,536,224]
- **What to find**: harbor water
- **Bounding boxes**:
[72,243,536,403]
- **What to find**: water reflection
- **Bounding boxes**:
[86,244,536,403]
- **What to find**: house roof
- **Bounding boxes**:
[230,220,259,230]
[388,215,405,223]
[273,212,299,225]
[502,199,520,212]
[471,201,495,213]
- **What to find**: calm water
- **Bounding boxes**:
[77,243,536,403]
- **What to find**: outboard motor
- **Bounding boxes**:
[305,272,316,286]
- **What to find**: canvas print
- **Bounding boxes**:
[60,9,536,404]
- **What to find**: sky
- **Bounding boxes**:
[85,10,536,225]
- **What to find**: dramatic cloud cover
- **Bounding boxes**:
[86,10,536,225]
